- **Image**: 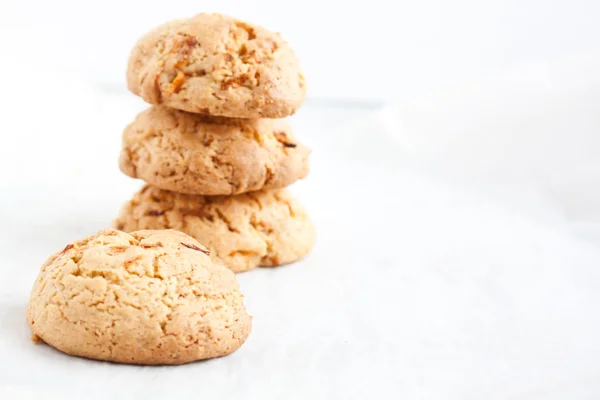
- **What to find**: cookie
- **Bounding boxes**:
[27,229,251,365]
[119,106,310,196]
[114,186,316,273]
[127,13,306,118]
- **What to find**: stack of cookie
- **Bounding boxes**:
[114,13,315,273]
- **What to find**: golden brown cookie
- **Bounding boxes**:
[27,229,251,365]
[127,13,306,118]
[114,186,316,273]
[119,106,310,196]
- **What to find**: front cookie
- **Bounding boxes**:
[114,186,316,273]
[119,106,310,196]
[127,13,306,118]
[27,229,252,365]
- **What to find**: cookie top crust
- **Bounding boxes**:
[127,13,306,118]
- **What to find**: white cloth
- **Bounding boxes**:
[1,54,600,399]
[377,52,600,225]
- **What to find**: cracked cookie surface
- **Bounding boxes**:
[127,13,306,118]
[26,229,251,365]
[119,106,310,196]
[114,186,316,273]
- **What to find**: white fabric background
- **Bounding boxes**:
[1,0,599,101]
[1,7,600,397]
[376,52,600,232]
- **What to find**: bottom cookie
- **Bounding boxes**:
[114,185,316,273]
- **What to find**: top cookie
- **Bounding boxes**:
[127,13,306,118]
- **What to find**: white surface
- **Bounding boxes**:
[1,92,600,398]
[376,52,600,225]
[2,43,600,398]
[1,0,599,101]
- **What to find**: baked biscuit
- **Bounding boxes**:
[119,106,310,196]
[27,229,251,365]
[127,13,306,118]
[114,186,315,273]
